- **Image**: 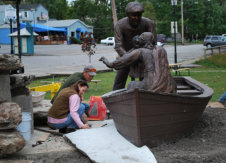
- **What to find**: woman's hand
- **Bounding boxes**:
[81,124,90,129]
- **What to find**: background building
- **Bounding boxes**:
[0,4,16,25]
[19,4,48,24]
[42,19,93,43]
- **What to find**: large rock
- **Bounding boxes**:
[0,102,22,130]
[10,74,34,90]
[0,74,11,103]
[0,129,25,157]
[0,54,23,72]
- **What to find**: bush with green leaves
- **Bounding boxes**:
[70,37,81,44]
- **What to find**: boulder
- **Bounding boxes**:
[10,74,35,90]
[0,129,25,157]
[0,102,22,130]
[0,54,23,72]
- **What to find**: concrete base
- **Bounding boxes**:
[1,129,91,163]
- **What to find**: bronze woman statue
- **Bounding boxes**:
[100,32,175,93]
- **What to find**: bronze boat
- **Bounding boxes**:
[102,77,213,147]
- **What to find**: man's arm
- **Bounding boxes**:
[114,23,127,56]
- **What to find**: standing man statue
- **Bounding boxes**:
[113,1,157,90]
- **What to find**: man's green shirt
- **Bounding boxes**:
[51,72,85,104]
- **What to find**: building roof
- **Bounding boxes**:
[19,4,47,11]
[20,23,66,33]
[8,28,38,36]
[0,4,12,11]
[0,23,17,29]
[42,19,93,29]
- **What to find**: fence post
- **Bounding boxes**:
[204,49,207,58]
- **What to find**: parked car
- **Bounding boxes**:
[157,41,165,47]
[203,35,226,48]
[100,37,115,46]
[157,34,166,43]
[222,34,226,38]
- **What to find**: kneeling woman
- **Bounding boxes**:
[48,80,90,133]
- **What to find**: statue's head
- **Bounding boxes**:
[132,35,140,49]
[126,2,144,28]
[139,32,154,49]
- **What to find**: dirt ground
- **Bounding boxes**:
[151,105,226,163]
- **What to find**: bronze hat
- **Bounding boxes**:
[125,2,144,14]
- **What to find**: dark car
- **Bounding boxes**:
[157,34,166,43]
[204,35,226,48]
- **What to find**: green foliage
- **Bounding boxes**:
[194,53,226,67]
[142,1,156,21]
[70,37,81,44]
[189,67,226,101]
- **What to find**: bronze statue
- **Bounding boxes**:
[100,32,175,93]
[113,1,157,90]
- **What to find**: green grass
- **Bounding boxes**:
[28,53,226,102]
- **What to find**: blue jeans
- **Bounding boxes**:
[49,103,90,129]
[219,92,226,104]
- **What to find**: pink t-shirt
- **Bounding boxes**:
[48,94,84,128]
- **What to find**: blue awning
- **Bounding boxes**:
[76,27,86,33]
[20,23,66,33]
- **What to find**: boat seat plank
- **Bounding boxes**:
[177,90,201,95]
[176,85,191,90]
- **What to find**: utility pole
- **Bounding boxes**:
[181,0,184,45]
[111,0,117,26]
[10,18,13,55]
[16,0,21,62]
[171,0,177,64]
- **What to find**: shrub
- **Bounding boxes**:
[70,37,81,44]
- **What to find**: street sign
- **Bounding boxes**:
[171,21,178,33]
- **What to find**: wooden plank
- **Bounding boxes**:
[176,85,191,90]
[177,89,201,95]
[174,68,190,72]
[91,123,107,128]
[37,133,51,142]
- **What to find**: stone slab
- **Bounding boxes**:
[0,75,11,102]
[65,120,157,163]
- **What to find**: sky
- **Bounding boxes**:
[66,0,75,4]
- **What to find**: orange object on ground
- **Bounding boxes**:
[88,96,107,121]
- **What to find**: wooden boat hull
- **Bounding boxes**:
[102,77,213,147]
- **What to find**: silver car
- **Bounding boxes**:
[204,35,226,48]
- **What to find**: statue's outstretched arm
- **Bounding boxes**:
[99,57,114,68]
[99,49,142,70]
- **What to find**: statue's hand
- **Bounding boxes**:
[99,57,113,68]
[99,57,106,62]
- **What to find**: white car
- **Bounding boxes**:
[101,37,115,46]
[157,41,165,47]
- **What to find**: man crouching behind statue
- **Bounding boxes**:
[99,32,175,94]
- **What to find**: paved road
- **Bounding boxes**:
[0,44,206,77]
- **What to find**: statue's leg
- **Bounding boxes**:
[113,67,129,90]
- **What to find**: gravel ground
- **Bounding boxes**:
[151,106,226,163]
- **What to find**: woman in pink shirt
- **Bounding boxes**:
[48,80,90,133]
